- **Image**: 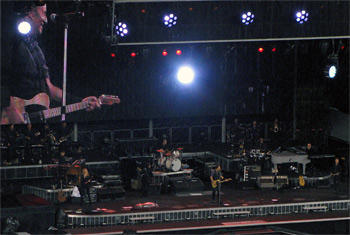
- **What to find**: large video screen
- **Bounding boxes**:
[1,1,349,125]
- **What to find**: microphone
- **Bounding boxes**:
[50,12,85,23]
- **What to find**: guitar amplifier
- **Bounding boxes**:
[185,177,204,193]
[257,176,274,189]
[169,177,190,194]
[97,186,125,201]
[257,175,289,189]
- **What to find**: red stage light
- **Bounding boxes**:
[110,53,116,57]
[131,52,136,57]
[162,50,168,56]
[141,9,146,13]
[272,48,276,52]
[341,45,345,50]
[258,47,264,53]
[176,50,182,55]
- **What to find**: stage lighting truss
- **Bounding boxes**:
[164,14,177,27]
[116,22,128,37]
[324,54,338,79]
[241,12,254,25]
[17,21,31,35]
[295,10,309,24]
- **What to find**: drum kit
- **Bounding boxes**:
[156,148,183,172]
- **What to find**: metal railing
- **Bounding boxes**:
[67,200,350,228]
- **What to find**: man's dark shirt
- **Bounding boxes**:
[10,36,49,100]
[25,128,38,145]
[6,129,18,147]
[57,126,71,140]
[6,35,80,105]
[211,169,221,181]
[332,163,341,176]
[255,142,267,152]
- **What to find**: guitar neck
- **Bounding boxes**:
[42,101,91,120]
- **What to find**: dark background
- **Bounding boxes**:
[1,1,349,123]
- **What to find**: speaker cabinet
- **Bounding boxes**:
[97,186,125,201]
[184,177,204,193]
[169,177,189,194]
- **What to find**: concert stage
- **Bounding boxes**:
[58,185,349,234]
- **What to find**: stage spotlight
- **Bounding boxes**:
[324,55,338,79]
[130,52,136,57]
[295,10,309,24]
[116,22,128,37]
[164,13,177,27]
[241,11,254,25]
[177,66,194,84]
[111,53,116,57]
[176,50,182,55]
[17,21,31,35]
[162,50,168,56]
[258,47,264,53]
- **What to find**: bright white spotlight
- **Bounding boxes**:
[328,66,337,78]
[241,12,254,25]
[164,13,177,27]
[18,21,31,35]
[295,10,309,24]
[116,22,128,37]
[177,66,194,84]
[324,55,338,79]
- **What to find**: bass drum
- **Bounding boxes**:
[165,157,174,170]
[172,158,182,172]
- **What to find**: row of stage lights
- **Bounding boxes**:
[110,47,277,58]
[116,10,309,37]
[111,49,183,58]
[110,45,341,80]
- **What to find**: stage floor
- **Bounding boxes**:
[62,185,349,216]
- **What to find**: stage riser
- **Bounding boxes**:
[1,161,119,180]
[67,200,350,228]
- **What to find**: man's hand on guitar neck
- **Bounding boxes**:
[82,96,101,111]
[47,78,101,112]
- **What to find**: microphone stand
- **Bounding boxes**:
[61,22,68,121]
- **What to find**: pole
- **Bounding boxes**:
[293,41,298,140]
[61,23,68,121]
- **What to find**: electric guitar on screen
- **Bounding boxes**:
[0,93,120,124]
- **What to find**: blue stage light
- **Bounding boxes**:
[295,10,309,24]
[164,13,177,27]
[241,12,254,25]
[116,22,128,37]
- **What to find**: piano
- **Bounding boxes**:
[270,151,310,175]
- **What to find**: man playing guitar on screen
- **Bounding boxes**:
[1,1,102,125]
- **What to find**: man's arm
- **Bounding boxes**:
[46,78,101,111]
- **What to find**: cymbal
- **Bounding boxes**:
[165,152,172,156]
[177,147,183,150]
[156,149,164,153]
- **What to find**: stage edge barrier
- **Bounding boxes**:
[67,200,350,228]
